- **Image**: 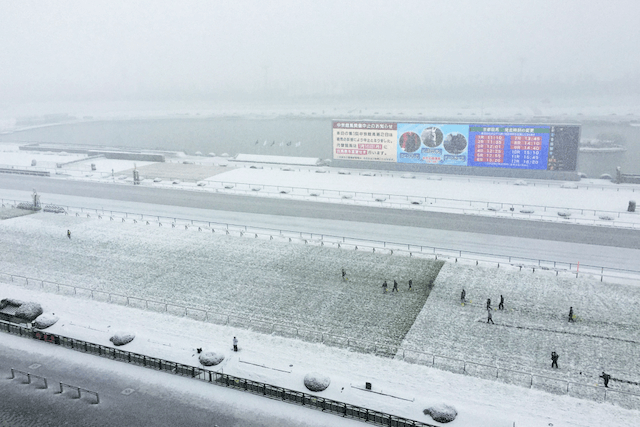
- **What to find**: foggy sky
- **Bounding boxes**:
[2,0,640,104]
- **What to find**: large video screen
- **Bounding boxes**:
[332,121,579,171]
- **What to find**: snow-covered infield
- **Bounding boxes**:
[402,263,640,407]
[1,206,640,409]
[0,211,443,349]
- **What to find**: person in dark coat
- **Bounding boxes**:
[233,336,238,352]
[486,298,492,310]
[67,230,71,239]
[487,307,494,324]
[498,295,504,310]
[382,280,388,293]
[600,372,611,388]
[551,351,559,368]
[408,279,412,290]
[392,280,398,292]
[460,289,466,303]
[341,268,346,282]
[568,307,575,322]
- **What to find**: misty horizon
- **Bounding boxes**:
[2,0,639,108]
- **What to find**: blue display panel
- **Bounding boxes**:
[467,125,550,169]
[397,123,469,166]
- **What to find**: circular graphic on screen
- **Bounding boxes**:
[399,132,421,153]
[443,132,467,154]
[421,127,443,147]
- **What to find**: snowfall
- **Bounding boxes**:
[1,142,640,427]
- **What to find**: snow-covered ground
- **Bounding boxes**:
[1,206,640,426]
[1,142,640,426]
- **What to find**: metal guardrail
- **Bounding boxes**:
[3,198,638,283]
[0,320,436,427]
[8,368,99,404]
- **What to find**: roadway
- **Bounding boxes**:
[0,333,355,427]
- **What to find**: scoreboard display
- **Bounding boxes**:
[332,121,579,171]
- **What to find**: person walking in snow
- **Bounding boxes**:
[498,295,504,310]
[408,279,412,290]
[600,372,611,388]
[568,307,575,323]
[233,336,238,352]
[382,280,388,293]
[486,298,492,310]
[392,280,398,292]
[551,351,559,368]
[341,268,346,282]
[460,289,466,304]
[487,307,494,324]
[67,230,71,239]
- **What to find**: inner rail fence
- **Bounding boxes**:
[0,320,438,427]
[6,159,639,193]
[3,163,638,229]
[2,198,639,284]
[58,173,640,228]
[2,271,640,410]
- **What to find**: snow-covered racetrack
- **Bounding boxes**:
[0,210,443,348]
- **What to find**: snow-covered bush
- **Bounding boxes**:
[520,209,535,214]
[599,173,613,180]
[33,314,59,329]
[303,372,330,392]
[557,210,572,217]
[0,298,24,309]
[514,179,528,186]
[16,202,40,211]
[423,403,457,423]
[599,214,615,221]
[199,351,225,366]
[15,302,43,321]
[43,204,66,214]
[109,332,135,346]
[560,182,578,189]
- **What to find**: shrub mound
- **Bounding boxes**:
[109,332,135,346]
[1,299,44,321]
[423,403,457,423]
[16,302,44,321]
[303,372,330,392]
[0,298,24,309]
[43,204,66,214]
[199,351,225,366]
[33,314,59,329]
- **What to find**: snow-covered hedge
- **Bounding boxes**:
[1,299,43,321]
[0,298,24,309]
[33,314,59,329]
[199,351,225,366]
[303,372,330,392]
[423,403,457,423]
[43,204,66,214]
[109,332,135,346]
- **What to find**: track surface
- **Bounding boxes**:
[2,174,640,249]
